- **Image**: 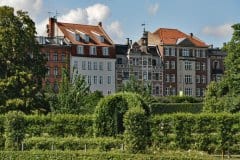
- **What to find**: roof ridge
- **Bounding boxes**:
[57,22,99,27]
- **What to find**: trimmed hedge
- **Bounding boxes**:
[151,113,240,154]
[0,150,216,160]
[25,114,93,137]
[23,137,123,151]
[150,103,203,114]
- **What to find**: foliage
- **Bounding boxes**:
[123,107,151,153]
[0,115,5,149]
[94,92,148,137]
[23,136,122,151]
[204,23,240,113]
[0,150,216,160]
[150,103,202,114]
[4,111,25,150]
[0,6,47,114]
[24,114,93,137]
[53,69,93,114]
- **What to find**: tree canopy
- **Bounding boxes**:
[0,6,47,114]
[204,23,240,113]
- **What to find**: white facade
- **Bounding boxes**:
[70,56,116,95]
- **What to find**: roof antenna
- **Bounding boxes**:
[48,11,53,18]
[54,10,60,19]
[141,23,146,32]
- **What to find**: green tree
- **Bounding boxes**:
[0,6,47,114]
[204,23,240,113]
[53,69,92,114]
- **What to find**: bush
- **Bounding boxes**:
[23,137,123,151]
[94,92,149,137]
[124,107,150,153]
[25,114,93,137]
[0,115,5,149]
[4,111,26,150]
[150,103,203,114]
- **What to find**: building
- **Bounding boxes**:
[46,18,116,95]
[207,47,227,82]
[115,31,164,96]
[148,28,209,97]
[36,36,71,92]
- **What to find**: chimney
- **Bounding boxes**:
[98,22,102,27]
[126,38,129,45]
[48,17,56,37]
[190,33,193,38]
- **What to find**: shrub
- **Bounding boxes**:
[0,115,5,149]
[94,92,149,137]
[124,107,150,153]
[4,111,25,150]
[150,103,202,114]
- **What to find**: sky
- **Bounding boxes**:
[0,0,239,47]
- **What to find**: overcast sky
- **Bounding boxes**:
[1,0,239,47]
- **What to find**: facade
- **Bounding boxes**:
[207,47,227,82]
[116,31,164,96]
[36,36,71,92]
[46,18,116,95]
[148,28,209,97]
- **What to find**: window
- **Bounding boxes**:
[201,62,206,71]
[165,61,169,69]
[90,46,97,55]
[102,47,109,56]
[184,88,192,96]
[155,73,159,80]
[73,61,78,72]
[165,87,170,96]
[99,76,103,84]
[117,58,122,64]
[88,61,92,70]
[53,53,58,61]
[87,75,91,84]
[46,66,50,76]
[155,86,160,95]
[164,48,169,56]
[196,75,200,83]
[213,61,220,69]
[75,34,80,41]
[185,75,192,84]
[165,74,170,82]
[172,87,176,95]
[170,61,175,69]
[54,67,58,76]
[93,62,97,70]
[143,72,147,80]
[170,74,175,82]
[201,75,206,84]
[196,88,201,97]
[82,61,86,70]
[148,73,152,80]
[98,36,104,43]
[99,62,103,70]
[107,62,112,71]
[171,48,176,56]
[107,76,111,84]
[93,76,97,84]
[77,45,84,54]
[196,49,200,57]
[46,53,50,61]
[84,34,89,42]
[183,48,189,57]
[202,50,206,57]
[123,72,129,79]
[152,59,157,66]
[62,53,65,62]
[107,90,111,95]
[196,62,200,70]
[185,61,192,70]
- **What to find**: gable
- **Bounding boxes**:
[176,38,196,47]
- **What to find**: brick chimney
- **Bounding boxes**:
[47,17,56,37]
[98,22,102,27]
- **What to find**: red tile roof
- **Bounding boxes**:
[153,28,208,47]
[57,22,114,46]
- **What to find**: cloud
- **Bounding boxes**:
[59,8,88,24]
[86,3,110,24]
[148,3,159,16]
[106,21,124,44]
[0,0,42,18]
[202,23,233,38]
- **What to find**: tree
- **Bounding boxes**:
[0,6,47,114]
[204,23,240,113]
[53,69,94,114]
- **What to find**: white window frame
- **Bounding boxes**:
[185,61,192,70]
[107,62,112,71]
[165,61,169,69]
[82,61,86,70]
[183,48,189,57]
[184,88,192,96]
[107,76,111,84]
[90,46,97,55]
[99,62,103,70]
[93,76,97,84]
[88,61,92,70]
[87,75,91,85]
[93,62,98,70]
[102,47,109,56]
[185,75,192,84]
[196,62,200,70]
[99,76,103,84]
[170,61,175,69]
[77,45,84,55]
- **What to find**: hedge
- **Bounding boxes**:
[23,137,123,151]
[150,103,203,114]
[25,114,93,137]
[0,150,216,160]
[151,113,240,155]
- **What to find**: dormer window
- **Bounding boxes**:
[102,47,109,56]
[75,34,80,41]
[90,46,97,55]
[84,34,89,42]
[99,36,104,43]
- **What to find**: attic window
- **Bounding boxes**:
[83,34,90,43]
[91,31,104,43]
[76,30,89,42]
